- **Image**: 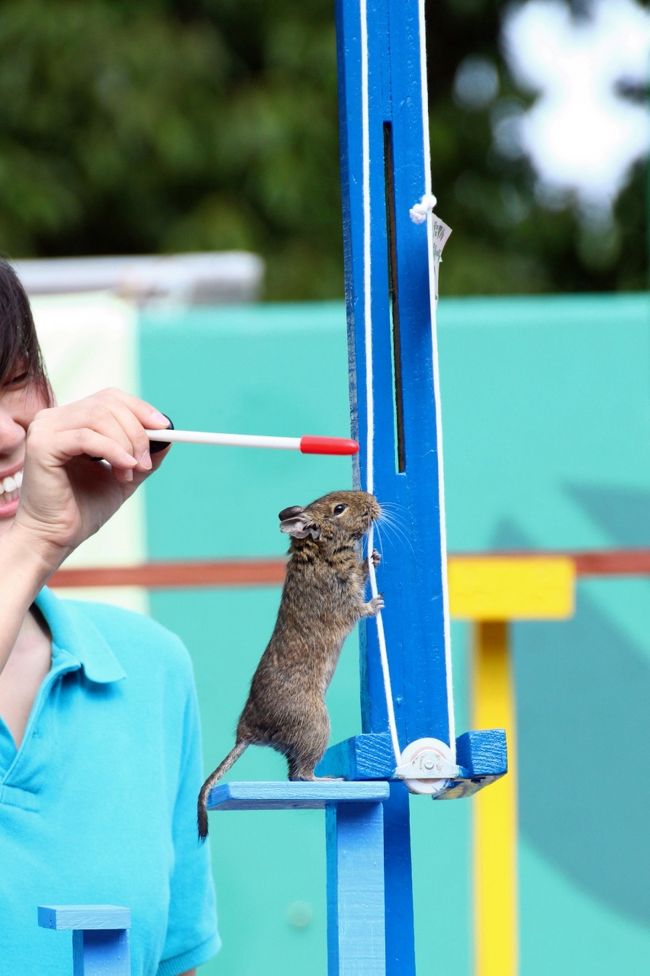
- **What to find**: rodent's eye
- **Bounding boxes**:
[333,503,347,516]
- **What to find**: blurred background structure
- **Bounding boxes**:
[0,0,647,298]
[7,0,649,974]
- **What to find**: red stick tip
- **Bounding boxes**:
[299,436,359,456]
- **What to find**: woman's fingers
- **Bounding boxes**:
[14,388,170,564]
[93,398,153,471]
[28,423,137,473]
[29,390,169,476]
[91,392,172,473]
[94,389,170,433]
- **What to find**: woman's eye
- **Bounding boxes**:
[333,504,347,515]
[4,370,29,388]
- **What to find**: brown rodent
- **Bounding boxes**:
[197,489,383,839]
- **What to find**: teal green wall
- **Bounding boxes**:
[139,293,649,975]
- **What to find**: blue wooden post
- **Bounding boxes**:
[321,0,507,791]
[38,905,131,976]
[382,783,416,974]
[334,0,455,753]
[326,800,385,975]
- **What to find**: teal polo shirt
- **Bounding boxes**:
[0,588,220,975]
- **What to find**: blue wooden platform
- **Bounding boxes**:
[210,781,391,976]
[207,780,391,810]
[38,905,131,975]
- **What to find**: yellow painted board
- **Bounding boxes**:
[449,556,575,621]
[473,620,518,976]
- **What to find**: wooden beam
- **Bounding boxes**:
[49,550,650,592]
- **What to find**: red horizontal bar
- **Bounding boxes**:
[49,550,650,591]
[572,551,650,576]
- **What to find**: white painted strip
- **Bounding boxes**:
[418,0,456,760]
[360,0,374,495]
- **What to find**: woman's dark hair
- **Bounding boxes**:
[0,259,49,394]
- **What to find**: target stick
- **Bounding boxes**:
[145,428,359,456]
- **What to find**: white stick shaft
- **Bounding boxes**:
[145,429,302,450]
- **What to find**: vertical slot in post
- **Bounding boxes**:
[383,121,406,473]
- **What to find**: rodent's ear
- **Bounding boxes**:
[279,505,321,540]
[279,508,311,538]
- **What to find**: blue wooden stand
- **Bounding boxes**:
[208,781,390,976]
[209,4,507,975]
[38,905,131,975]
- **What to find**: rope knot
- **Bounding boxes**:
[409,193,438,224]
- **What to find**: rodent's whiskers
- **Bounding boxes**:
[378,500,409,528]
[377,508,414,557]
[379,501,410,532]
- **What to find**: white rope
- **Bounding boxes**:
[416,0,456,762]
[358,0,456,770]
[360,0,402,768]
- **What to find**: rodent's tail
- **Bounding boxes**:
[197,741,248,841]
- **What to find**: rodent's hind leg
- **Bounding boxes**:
[287,758,314,781]
[282,699,331,782]
[287,741,335,782]
[287,761,343,783]
[287,749,343,782]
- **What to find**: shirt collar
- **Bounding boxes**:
[35,587,127,684]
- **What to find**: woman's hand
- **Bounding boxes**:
[12,388,170,569]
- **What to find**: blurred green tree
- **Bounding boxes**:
[0,0,644,298]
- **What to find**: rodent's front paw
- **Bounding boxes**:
[371,549,381,567]
[367,594,385,615]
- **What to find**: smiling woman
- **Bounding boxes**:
[0,259,219,976]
